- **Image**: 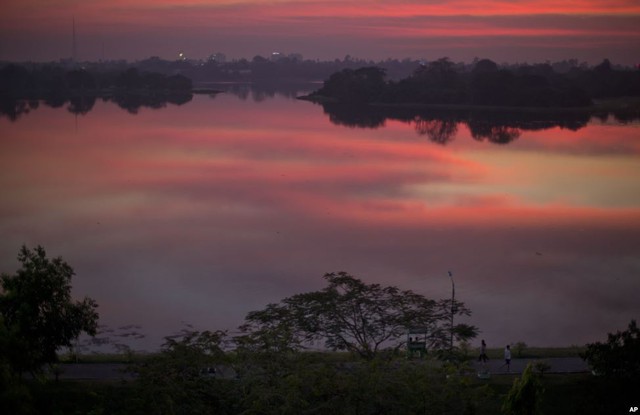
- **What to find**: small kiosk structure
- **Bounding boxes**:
[406,327,429,359]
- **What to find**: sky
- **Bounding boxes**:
[1,0,640,65]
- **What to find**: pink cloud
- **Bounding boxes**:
[2,93,640,350]
[1,0,639,62]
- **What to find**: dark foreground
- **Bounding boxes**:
[3,358,628,415]
[0,357,639,415]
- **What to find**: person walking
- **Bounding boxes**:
[478,339,488,363]
[503,344,512,372]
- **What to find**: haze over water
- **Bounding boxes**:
[1,90,639,350]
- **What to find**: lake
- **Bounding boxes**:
[1,87,639,351]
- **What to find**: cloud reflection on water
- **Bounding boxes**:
[1,93,639,350]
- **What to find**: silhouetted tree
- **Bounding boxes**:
[582,319,640,380]
[239,272,477,360]
[67,95,96,115]
[314,67,387,103]
[414,118,458,144]
[472,59,499,74]
[65,69,96,90]
[594,58,612,74]
[320,102,386,128]
[0,64,33,96]
[131,330,229,415]
[469,122,521,144]
[0,246,99,377]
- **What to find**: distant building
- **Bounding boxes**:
[288,53,303,62]
[270,52,303,62]
[208,52,226,63]
[270,52,282,62]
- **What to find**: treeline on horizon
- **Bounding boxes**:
[2,56,640,121]
[2,54,639,89]
[0,64,192,97]
[310,57,640,108]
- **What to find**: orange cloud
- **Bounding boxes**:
[73,0,640,18]
[3,0,640,28]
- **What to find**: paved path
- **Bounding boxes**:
[51,357,589,381]
[471,357,589,375]
[49,363,134,381]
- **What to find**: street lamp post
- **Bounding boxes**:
[448,271,455,352]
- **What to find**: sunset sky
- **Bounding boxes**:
[1,0,639,64]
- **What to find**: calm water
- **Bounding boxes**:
[1,90,639,350]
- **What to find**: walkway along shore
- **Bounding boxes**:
[47,357,589,381]
[471,357,589,375]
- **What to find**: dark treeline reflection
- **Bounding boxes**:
[209,81,318,102]
[0,64,195,121]
[108,92,193,114]
[3,85,639,148]
[0,92,193,121]
[318,102,640,145]
[0,83,316,121]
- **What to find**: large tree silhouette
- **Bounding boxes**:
[0,246,99,376]
[239,272,477,359]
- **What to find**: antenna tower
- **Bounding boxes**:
[72,16,77,62]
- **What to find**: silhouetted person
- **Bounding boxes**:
[503,345,511,372]
[478,339,488,363]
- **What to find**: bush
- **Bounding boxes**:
[502,363,544,415]
[581,319,640,380]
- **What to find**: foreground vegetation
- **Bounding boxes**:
[6,357,638,415]
[2,246,638,414]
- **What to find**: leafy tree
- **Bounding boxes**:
[0,245,99,376]
[231,343,339,414]
[314,67,387,103]
[472,58,499,74]
[513,341,528,358]
[581,319,640,380]
[594,58,612,74]
[469,123,521,144]
[65,69,96,90]
[414,57,457,85]
[240,272,477,360]
[222,346,491,415]
[131,330,232,415]
[502,363,544,415]
[115,67,141,89]
[0,64,33,96]
[414,118,458,144]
